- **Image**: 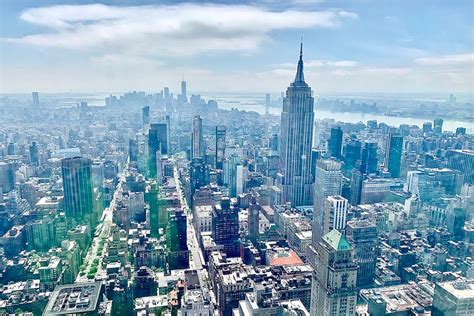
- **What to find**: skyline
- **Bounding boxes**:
[1,0,473,94]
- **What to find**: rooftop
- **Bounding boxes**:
[43,282,103,315]
[323,229,351,251]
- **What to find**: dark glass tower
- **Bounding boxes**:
[360,142,378,175]
[434,118,444,134]
[29,141,39,166]
[344,140,361,173]
[128,139,138,162]
[279,42,315,206]
[61,157,93,223]
[215,125,226,169]
[212,198,240,257]
[142,106,150,130]
[167,208,189,270]
[148,123,168,177]
[385,133,403,178]
[329,126,343,159]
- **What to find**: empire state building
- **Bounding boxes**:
[278,43,315,206]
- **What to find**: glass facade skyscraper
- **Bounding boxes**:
[386,133,403,178]
[61,157,93,223]
[329,126,343,159]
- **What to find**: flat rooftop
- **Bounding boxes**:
[43,282,102,315]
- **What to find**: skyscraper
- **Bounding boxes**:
[148,123,168,177]
[328,126,343,159]
[0,162,15,193]
[212,198,240,257]
[433,118,444,134]
[422,122,432,133]
[167,208,189,270]
[278,42,314,206]
[360,142,378,175]
[128,139,138,162]
[191,115,204,160]
[346,218,378,287]
[215,125,226,169]
[248,196,261,244]
[343,140,361,174]
[312,159,343,244]
[61,157,93,223]
[265,93,270,115]
[446,149,474,184]
[385,133,403,178]
[32,92,40,108]
[323,195,348,235]
[142,106,150,130]
[181,79,187,103]
[29,141,39,166]
[163,87,170,101]
[311,229,358,316]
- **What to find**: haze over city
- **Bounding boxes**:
[0,1,474,316]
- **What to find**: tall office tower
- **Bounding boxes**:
[167,208,189,270]
[148,123,168,177]
[367,120,378,130]
[212,197,240,257]
[215,126,226,169]
[385,133,403,178]
[433,118,444,134]
[128,139,138,162]
[344,140,361,173]
[248,197,261,244]
[328,126,343,159]
[323,195,348,235]
[163,87,170,101]
[224,154,241,197]
[345,218,378,287]
[270,133,278,152]
[142,106,150,130]
[278,42,315,207]
[29,141,39,166]
[265,93,270,115]
[0,162,15,193]
[360,142,378,175]
[350,169,364,205]
[7,143,15,155]
[311,229,358,316]
[313,159,342,244]
[32,92,40,108]
[190,158,210,195]
[191,115,204,160]
[165,115,171,154]
[422,122,432,133]
[181,79,188,103]
[61,157,93,223]
[446,149,474,184]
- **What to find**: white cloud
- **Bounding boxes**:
[277,59,358,68]
[414,53,474,66]
[6,3,358,57]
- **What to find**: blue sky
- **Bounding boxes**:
[1,0,473,94]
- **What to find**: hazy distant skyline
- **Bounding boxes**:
[1,0,473,94]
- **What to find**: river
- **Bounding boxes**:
[212,96,473,133]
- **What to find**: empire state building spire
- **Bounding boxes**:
[293,39,307,86]
[278,41,314,207]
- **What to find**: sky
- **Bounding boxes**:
[0,0,473,94]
